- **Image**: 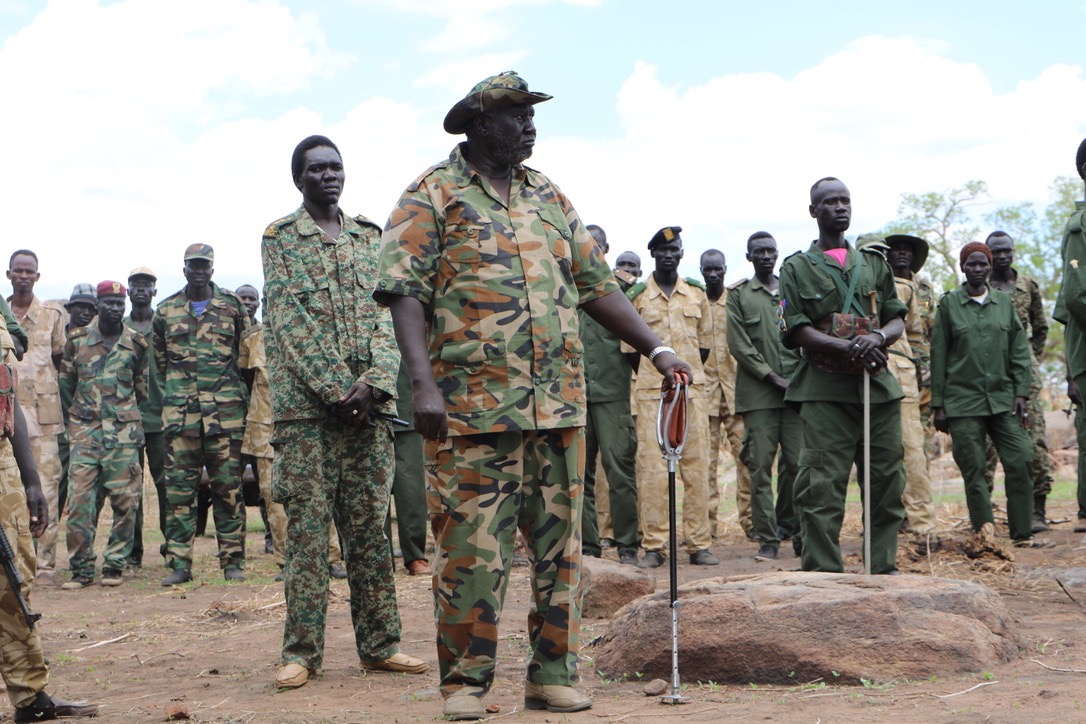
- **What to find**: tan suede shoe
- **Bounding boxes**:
[275,663,309,689]
[363,651,429,674]
[523,680,592,712]
[443,687,486,721]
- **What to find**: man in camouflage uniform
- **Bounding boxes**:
[154,243,250,585]
[701,248,754,539]
[0,314,99,720]
[1054,138,1086,533]
[58,282,147,589]
[6,250,66,587]
[235,285,346,582]
[263,135,427,691]
[883,234,938,533]
[726,232,801,560]
[985,231,1053,532]
[376,73,690,720]
[626,226,716,570]
[780,178,907,574]
[124,267,166,567]
[580,224,639,565]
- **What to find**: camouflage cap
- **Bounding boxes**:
[65,283,97,308]
[128,265,157,282]
[884,234,930,273]
[443,71,552,135]
[183,243,214,262]
[648,226,683,250]
[96,280,126,299]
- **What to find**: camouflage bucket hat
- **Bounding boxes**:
[443,71,552,135]
[885,234,930,273]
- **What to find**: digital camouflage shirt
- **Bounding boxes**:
[59,324,149,450]
[152,282,249,437]
[262,208,398,423]
[374,143,618,436]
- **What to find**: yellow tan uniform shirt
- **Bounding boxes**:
[887,277,922,403]
[702,290,737,416]
[9,297,65,439]
[239,324,273,460]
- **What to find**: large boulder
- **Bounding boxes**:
[581,556,655,619]
[591,572,1021,684]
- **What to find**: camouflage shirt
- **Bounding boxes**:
[238,323,273,457]
[124,315,164,434]
[59,324,148,449]
[8,295,66,438]
[152,282,250,436]
[374,143,618,436]
[262,207,398,423]
[1001,272,1048,361]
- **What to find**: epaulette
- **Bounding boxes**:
[625,282,647,301]
[685,277,706,291]
[130,330,149,349]
[68,326,90,340]
[241,323,262,341]
[727,277,749,290]
[783,250,804,262]
[270,209,302,231]
[860,245,887,259]
[159,289,184,305]
[353,213,381,232]
[405,159,450,193]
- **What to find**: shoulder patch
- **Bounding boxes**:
[625,282,646,301]
[685,277,706,291]
[727,277,749,290]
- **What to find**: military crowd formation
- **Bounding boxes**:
[0,70,1084,722]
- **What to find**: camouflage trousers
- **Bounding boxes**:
[983,390,1053,498]
[0,453,49,707]
[163,432,245,571]
[426,428,584,696]
[709,409,752,536]
[635,395,712,553]
[30,435,62,574]
[254,455,343,569]
[273,419,400,672]
[66,445,142,579]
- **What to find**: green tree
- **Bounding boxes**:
[879,180,988,293]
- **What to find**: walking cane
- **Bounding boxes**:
[657,370,691,705]
[863,291,877,577]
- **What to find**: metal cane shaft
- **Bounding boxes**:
[863,369,872,576]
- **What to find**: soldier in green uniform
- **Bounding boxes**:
[124,267,166,567]
[580,224,639,565]
[384,361,431,575]
[153,243,250,585]
[0,319,99,720]
[1052,138,1086,533]
[931,243,1038,544]
[726,232,801,560]
[984,231,1053,532]
[59,282,147,589]
[779,177,907,575]
[376,72,690,721]
[263,135,427,691]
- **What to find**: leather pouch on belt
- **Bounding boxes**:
[805,313,879,375]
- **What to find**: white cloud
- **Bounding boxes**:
[543,36,1086,281]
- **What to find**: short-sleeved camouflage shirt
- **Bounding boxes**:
[374,143,619,436]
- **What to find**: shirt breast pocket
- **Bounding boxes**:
[443,204,496,264]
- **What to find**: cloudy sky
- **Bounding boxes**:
[1,0,1085,303]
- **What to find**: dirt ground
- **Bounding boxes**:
[11,482,1086,723]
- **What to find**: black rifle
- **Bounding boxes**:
[0,525,40,629]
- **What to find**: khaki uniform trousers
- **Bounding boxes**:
[708,408,751,536]
[634,395,712,554]
[0,455,49,707]
[901,399,936,532]
[30,435,62,574]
